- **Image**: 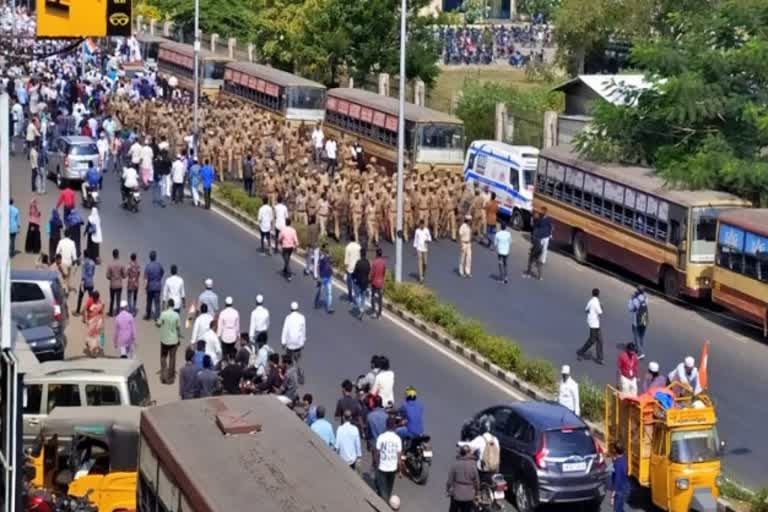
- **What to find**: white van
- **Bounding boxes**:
[463,141,539,230]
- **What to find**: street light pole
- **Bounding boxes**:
[192,0,200,159]
[394,0,407,282]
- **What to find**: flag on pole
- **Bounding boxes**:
[699,340,710,390]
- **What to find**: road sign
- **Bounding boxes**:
[36,0,131,37]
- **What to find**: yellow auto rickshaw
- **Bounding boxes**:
[28,406,140,512]
[605,382,724,512]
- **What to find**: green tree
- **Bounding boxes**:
[574,0,768,204]
[519,0,561,18]
[150,0,256,41]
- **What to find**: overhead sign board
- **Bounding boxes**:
[36,0,131,37]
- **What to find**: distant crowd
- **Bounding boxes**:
[434,23,553,66]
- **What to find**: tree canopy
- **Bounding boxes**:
[147,0,440,88]
[573,0,768,204]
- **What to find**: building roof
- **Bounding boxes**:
[226,61,325,89]
[141,396,389,512]
[551,74,651,106]
[539,145,751,208]
[159,41,231,62]
[717,209,768,238]
[327,87,463,125]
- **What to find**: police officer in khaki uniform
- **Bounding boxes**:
[471,189,485,237]
[295,189,308,226]
[317,193,330,238]
[350,191,364,242]
[365,198,379,246]
[429,185,441,240]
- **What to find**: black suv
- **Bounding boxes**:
[461,401,608,512]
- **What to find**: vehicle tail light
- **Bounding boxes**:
[53,299,62,322]
[535,434,549,469]
[494,479,508,492]
[593,438,605,468]
[64,155,70,168]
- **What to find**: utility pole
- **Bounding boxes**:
[192,0,200,159]
[394,0,407,282]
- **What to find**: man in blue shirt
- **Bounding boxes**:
[494,222,512,284]
[611,442,629,512]
[143,250,165,321]
[396,386,425,439]
[74,255,96,315]
[310,406,335,448]
[314,245,334,314]
[200,160,215,210]
[82,161,102,200]
[9,199,20,258]
[366,395,388,452]
[335,410,362,469]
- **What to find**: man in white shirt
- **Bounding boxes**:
[281,302,306,362]
[557,365,580,416]
[217,296,241,359]
[162,264,185,312]
[668,356,702,395]
[324,137,338,177]
[190,303,213,345]
[171,155,186,204]
[201,324,223,367]
[344,239,361,302]
[577,288,604,364]
[96,133,109,169]
[140,139,154,187]
[248,294,270,342]
[413,220,432,283]
[55,234,78,267]
[257,200,274,255]
[273,196,289,252]
[128,139,143,167]
[121,166,139,204]
[371,356,395,407]
[311,124,324,164]
[374,418,403,502]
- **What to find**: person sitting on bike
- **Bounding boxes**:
[81,160,101,201]
[395,386,425,447]
[121,165,139,203]
[458,415,500,483]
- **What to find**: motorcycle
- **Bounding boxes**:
[401,433,432,485]
[82,186,99,208]
[122,187,141,213]
[475,473,508,511]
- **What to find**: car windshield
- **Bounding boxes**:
[128,366,151,406]
[670,428,720,463]
[524,170,535,188]
[70,144,98,156]
[545,428,595,457]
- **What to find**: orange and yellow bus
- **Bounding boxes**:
[222,61,326,125]
[324,87,465,173]
[714,209,768,336]
[157,41,232,98]
[534,146,751,299]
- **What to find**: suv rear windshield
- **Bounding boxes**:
[70,143,99,156]
[545,428,595,457]
[128,366,151,406]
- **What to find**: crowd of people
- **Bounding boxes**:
[434,23,552,65]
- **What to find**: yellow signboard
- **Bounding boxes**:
[36,0,131,37]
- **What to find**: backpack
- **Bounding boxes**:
[480,433,500,472]
[636,298,649,328]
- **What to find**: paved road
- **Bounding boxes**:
[8,155,642,511]
[376,223,768,488]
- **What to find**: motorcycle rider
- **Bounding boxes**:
[458,415,500,483]
[81,160,102,205]
[121,165,140,206]
[395,386,425,441]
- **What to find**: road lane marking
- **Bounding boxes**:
[212,205,531,401]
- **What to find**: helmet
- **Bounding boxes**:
[405,386,417,398]
[479,414,494,434]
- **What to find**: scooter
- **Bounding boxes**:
[401,433,433,485]
[122,187,141,213]
[475,473,508,511]
[82,186,99,208]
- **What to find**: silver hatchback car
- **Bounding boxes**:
[46,135,100,189]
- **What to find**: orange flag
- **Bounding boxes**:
[699,340,710,390]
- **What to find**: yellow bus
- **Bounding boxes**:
[157,41,232,98]
[137,396,389,512]
[714,209,768,336]
[324,87,465,173]
[222,61,326,125]
[534,146,751,298]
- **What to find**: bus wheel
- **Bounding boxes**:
[662,267,680,299]
[511,210,525,231]
[573,232,588,264]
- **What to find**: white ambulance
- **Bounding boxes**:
[463,141,539,230]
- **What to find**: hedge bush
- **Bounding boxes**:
[215,183,605,422]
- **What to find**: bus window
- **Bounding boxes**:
[203,61,225,80]
[287,87,324,110]
[419,124,463,149]
[691,207,720,263]
[467,152,477,171]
